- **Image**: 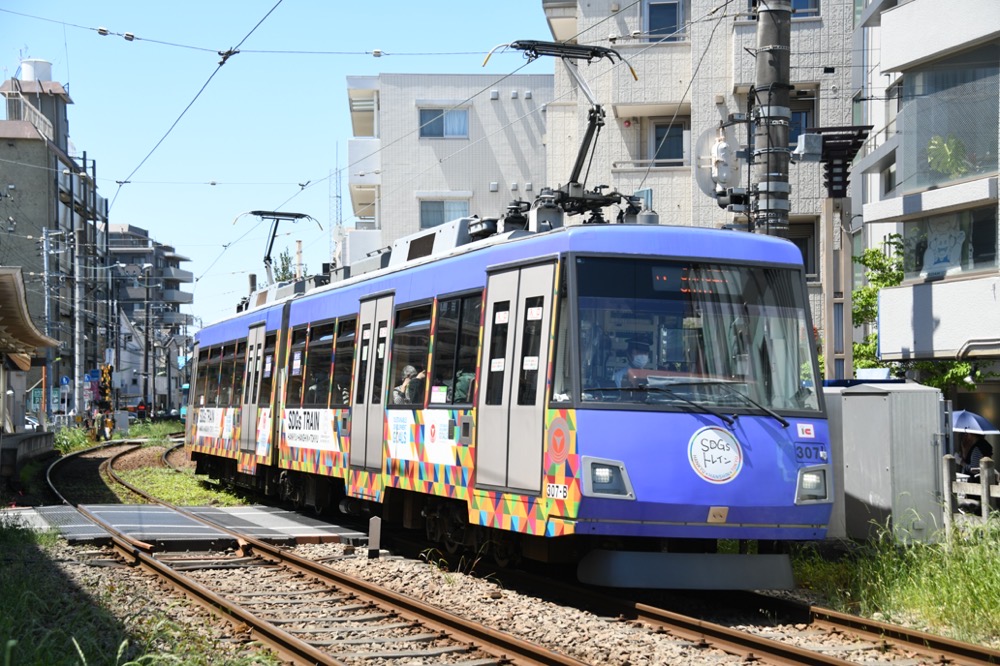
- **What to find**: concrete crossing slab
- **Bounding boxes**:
[3,504,368,550]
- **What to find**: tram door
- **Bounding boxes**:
[239,324,267,455]
[476,262,556,493]
[349,294,394,470]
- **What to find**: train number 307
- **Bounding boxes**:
[795,444,824,462]
[546,483,569,500]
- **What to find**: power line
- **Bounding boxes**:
[108,0,286,212]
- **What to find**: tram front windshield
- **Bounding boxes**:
[568,256,820,413]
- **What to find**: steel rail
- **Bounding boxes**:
[495,567,856,666]
[50,445,340,664]
[104,447,586,666]
[91,512,342,666]
[809,606,1000,666]
[100,447,1000,666]
[615,598,855,666]
[46,441,141,505]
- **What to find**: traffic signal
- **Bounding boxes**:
[715,187,748,213]
[99,365,113,404]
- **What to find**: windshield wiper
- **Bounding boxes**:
[603,385,736,427]
[700,381,790,428]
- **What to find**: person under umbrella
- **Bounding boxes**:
[952,409,998,481]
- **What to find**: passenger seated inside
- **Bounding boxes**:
[452,368,474,403]
[393,365,426,405]
[613,340,652,387]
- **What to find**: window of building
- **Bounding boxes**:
[649,119,689,166]
[791,0,820,17]
[419,108,468,138]
[881,162,896,196]
[420,200,470,229]
[646,1,687,41]
[789,98,815,148]
[388,304,433,407]
[429,293,482,405]
[901,206,998,280]
[747,0,819,17]
[784,221,818,280]
[899,44,999,192]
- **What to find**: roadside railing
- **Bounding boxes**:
[942,455,999,538]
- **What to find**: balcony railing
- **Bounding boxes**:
[162,289,193,305]
[161,266,194,282]
[4,94,53,140]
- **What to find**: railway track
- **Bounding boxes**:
[49,443,589,665]
[489,566,1000,666]
[45,443,1000,665]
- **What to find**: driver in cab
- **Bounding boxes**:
[613,339,652,387]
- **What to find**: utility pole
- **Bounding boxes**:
[42,227,53,420]
[751,0,792,234]
[143,268,151,414]
[71,169,85,417]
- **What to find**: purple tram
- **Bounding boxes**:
[186,214,832,590]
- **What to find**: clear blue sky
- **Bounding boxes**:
[2,1,553,329]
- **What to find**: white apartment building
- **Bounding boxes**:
[345,73,554,257]
[541,0,855,366]
[855,0,1000,392]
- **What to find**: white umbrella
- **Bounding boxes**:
[952,409,1000,435]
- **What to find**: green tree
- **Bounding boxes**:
[272,248,301,283]
[853,234,984,391]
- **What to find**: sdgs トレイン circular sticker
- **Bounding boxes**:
[688,426,743,484]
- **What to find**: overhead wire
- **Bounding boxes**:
[107,0,286,212]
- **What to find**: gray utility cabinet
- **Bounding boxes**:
[824,382,946,543]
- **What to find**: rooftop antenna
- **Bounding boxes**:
[234,210,322,285]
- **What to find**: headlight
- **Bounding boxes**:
[590,463,624,492]
[582,457,634,499]
[796,467,828,502]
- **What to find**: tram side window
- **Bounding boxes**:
[256,333,277,407]
[356,324,372,405]
[304,322,335,408]
[485,301,511,405]
[551,285,571,403]
[517,296,545,405]
[233,340,246,405]
[388,304,432,407]
[218,344,236,407]
[429,294,481,406]
[195,347,215,406]
[285,327,309,408]
[372,322,389,405]
[332,318,356,405]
